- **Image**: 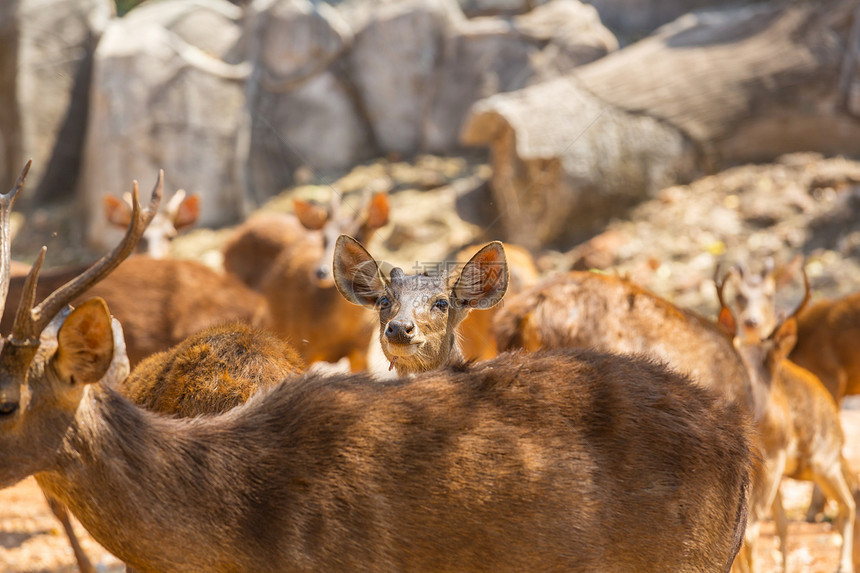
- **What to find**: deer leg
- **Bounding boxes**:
[812,463,855,573]
[44,492,96,573]
[772,489,789,572]
[807,485,829,522]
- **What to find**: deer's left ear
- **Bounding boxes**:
[54,298,115,385]
[452,242,508,311]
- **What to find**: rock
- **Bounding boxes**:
[462,76,697,249]
[347,0,464,155]
[1,0,112,196]
[241,0,364,200]
[462,0,860,250]
[424,0,617,152]
[80,0,248,249]
[581,0,763,41]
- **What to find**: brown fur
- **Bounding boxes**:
[225,193,390,370]
[258,231,376,370]
[734,325,856,572]
[221,212,307,290]
[5,315,754,572]
[120,322,304,416]
[790,291,860,402]
[3,256,266,367]
[454,243,539,361]
[493,271,761,415]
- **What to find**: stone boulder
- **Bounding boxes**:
[425,0,617,152]
[463,0,860,250]
[0,0,112,196]
[81,0,248,249]
[242,0,368,199]
[346,0,465,156]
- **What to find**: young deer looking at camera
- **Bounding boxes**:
[333,235,508,376]
[0,163,754,572]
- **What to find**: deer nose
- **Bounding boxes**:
[0,401,19,416]
[385,320,415,344]
[315,265,331,281]
[743,317,760,328]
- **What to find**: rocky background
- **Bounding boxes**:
[3,0,860,571]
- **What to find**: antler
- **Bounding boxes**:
[0,161,31,325]
[769,262,810,336]
[713,263,738,337]
[10,171,163,343]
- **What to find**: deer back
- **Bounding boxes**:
[120,321,304,416]
[29,350,752,573]
[494,271,761,416]
[790,291,860,401]
[221,212,308,290]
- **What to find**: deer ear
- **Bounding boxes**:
[365,193,390,229]
[770,318,798,362]
[294,199,329,231]
[333,235,386,307]
[452,242,508,311]
[103,195,132,228]
[717,307,737,338]
[54,298,115,385]
[173,193,200,231]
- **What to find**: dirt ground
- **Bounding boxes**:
[2,405,858,572]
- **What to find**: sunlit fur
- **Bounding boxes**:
[121,322,304,416]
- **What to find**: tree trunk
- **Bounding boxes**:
[462,0,860,250]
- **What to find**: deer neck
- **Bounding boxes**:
[33,384,289,572]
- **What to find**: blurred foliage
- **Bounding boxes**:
[115,0,145,16]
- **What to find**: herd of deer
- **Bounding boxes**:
[1,160,858,572]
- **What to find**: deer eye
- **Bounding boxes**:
[377,296,391,309]
[433,299,449,312]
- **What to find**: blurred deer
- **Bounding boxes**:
[2,255,266,367]
[493,271,761,414]
[791,291,860,405]
[0,163,755,572]
[104,188,200,258]
[333,235,508,376]
[244,191,390,370]
[452,242,538,361]
[718,264,857,573]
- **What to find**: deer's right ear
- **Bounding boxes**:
[103,195,132,228]
[294,199,329,231]
[53,298,115,385]
[333,235,386,307]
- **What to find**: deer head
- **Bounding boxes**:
[104,188,197,258]
[0,161,160,488]
[293,190,389,287]
[715,260,810,380]
[333,235,508,375]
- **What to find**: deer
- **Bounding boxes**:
[718,263,858,573]
[790,291,860,405]
[224,190,391,370]
[451,242,539,362]
[0,162,755,572]
[104,187,200,258]
[333,235,509,376]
